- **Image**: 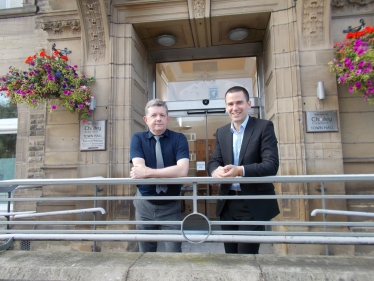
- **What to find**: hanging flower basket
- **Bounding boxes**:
[0,45,95,122]
[328,26,374,104]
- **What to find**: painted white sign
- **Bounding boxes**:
[196,161,206,171]
[80,120,106,151]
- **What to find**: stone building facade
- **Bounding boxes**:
[0,0,373,255]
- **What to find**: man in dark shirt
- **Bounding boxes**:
[130,98,189,252]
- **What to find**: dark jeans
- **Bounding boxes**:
[220,198,265,254]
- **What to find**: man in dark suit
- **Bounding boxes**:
[208,86,280,254]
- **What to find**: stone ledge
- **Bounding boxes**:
[0,251,374,280]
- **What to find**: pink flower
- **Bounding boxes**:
[51,104,57,110]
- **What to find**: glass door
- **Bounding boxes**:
[169,114,231,219]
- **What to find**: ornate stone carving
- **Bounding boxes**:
[331,0,374,13]
[331,0,374,6]
[82,0,106,61]
[104,0,111,14]
[40,20,81,35]
[193,0,205,18]
[302,0,324,46]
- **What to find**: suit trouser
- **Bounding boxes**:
[134,191,182,252]
[220,197,265,254]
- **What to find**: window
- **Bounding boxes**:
[0,0,23,9]
[0,97,17,212]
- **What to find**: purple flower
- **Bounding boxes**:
[78,104,84,109]
[349,65,355,71]
[55,71,61,78]
[355,69,362,75]
[357,49,365,55]
[63,90,71,96]
[354,81,361,90]
[366,80,373,87]
[358,61,365,68]
[339,76,345,83]
[344,58,351,66]
[69,100,74,105]
[364,68,371,73]
[349,86,354,93]
[32,99,36,103]
[51,105,57,110]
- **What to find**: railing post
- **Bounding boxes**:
[321,182,329,255]
[93,184,98,252]
[192,182,198,213]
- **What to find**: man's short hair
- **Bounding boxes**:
[145,99,169,116]
[225,86,250,102]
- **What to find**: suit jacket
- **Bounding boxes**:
[207,116,280,221]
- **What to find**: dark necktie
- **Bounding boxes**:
[154,135,167,193]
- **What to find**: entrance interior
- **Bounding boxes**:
[156,57,259,219]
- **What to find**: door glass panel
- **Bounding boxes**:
[156,57,257,102]
[170,114,231,219]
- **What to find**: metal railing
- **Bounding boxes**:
[0,175,374,254]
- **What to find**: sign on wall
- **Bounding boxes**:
[80,120,106,151]
[305,111,338,133]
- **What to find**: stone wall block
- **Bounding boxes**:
[277,97,294,113]
[45,124,79,152]
[275,67,292,98]
[44,151,78,165]
[316,50,334,65]
[279,143,297,160]
[111,77,127,106]
[273,24,294,54]
[299,51,317,66]
[340,112,374,143]
[339,96,373,112]
[280,159,299,175]
[78,151,93,165]
[95,64,110,79]
[277,112,297,144]
[342,143,374,159]
[78,164,108,178]
[265,78,276,114]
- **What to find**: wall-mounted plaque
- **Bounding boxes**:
[80,120,106,151]
[305,111,338,133]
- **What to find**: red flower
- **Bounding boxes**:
[25,56,33,64]
[60,55,69,61]
[39,50,47,57]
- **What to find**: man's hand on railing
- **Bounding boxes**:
[212,165,242,178]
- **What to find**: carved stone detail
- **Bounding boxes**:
[40,20,81,35]
[302,0,324,46]
[82,0,106,61]
[193,0,205,18]
[104,0,110,14]
[331,0,374,6]
[331,0,374,13]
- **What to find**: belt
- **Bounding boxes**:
[148,200,177,205]
[228,190,242,196]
